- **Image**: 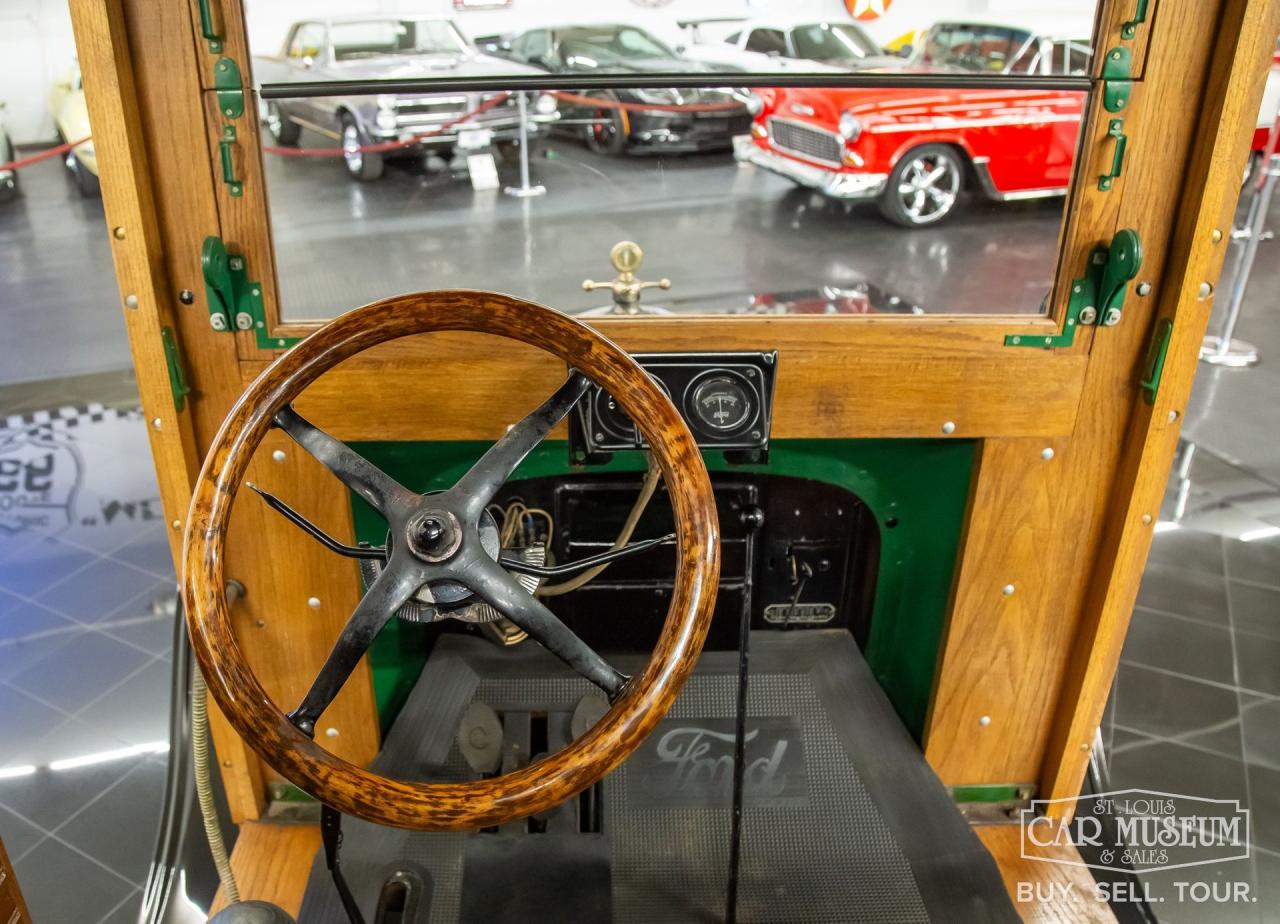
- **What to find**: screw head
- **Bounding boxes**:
[1002,584,1015,596]
[1136,282,1152,296]
[308,596,321,609]
[325,727,339,738]
[941,421,956,434]
[1198,282,1214,300]
[151,417,162,430]
[1041,447,1055,461]
[210,314,228,331]
[235,311,253,330]
[1167,410,1179,423]
[1141,513,1153,525]
[1211,228,1223,243]
[979,715,992,727]
[272,449,286,463]
[112,226,126,239]
[171,519,182,530]
[1102,307,1122,326]
[178,289,195,305]
[124,294,139,310]
[1079,306,1098,325]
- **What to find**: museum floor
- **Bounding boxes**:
[0,148,1277,922]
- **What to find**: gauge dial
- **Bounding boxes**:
[593,388,636,443]
[686,372,757,436]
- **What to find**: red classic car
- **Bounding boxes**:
[736,20,1089,227]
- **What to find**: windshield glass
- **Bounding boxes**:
[791,23,880,61]
[558,26,675,67]
[915,25,1036,73]
[331,19,469,61]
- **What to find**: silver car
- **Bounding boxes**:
[255,16,559,181]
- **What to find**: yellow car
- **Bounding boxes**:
[49,64,99,196]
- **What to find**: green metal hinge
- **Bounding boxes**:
[161,326,191,412]
[214,57,244,119]
[1139,317,1173,404]
[1102,46,1132,112]
[219,124,243,196]
[1006,229,1143,348]
[950,784,1033,804]
[1121,0,1150,40]
[201,236,298,349]
[949,784,1036,823]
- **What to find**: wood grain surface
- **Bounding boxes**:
[184,291,720,829]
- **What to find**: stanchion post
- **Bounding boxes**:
[504,91,546,199]
[1201,152,1278,367]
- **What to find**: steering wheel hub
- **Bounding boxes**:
[406,507,462,562]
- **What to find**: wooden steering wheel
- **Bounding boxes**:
[183,291,720,830]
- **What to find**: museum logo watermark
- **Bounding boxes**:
[1015,789,1255,907]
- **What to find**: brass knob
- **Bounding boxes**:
[582,240,672,315]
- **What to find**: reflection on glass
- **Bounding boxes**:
[248,7,1097,322]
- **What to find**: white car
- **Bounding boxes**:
[676,18,897,73]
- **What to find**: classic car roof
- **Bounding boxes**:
[924,17,1092,42]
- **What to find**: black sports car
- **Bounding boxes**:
[499,23,752,155]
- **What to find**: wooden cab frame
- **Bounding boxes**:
[65,0,1280,916]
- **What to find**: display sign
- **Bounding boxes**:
[846,0,892,21]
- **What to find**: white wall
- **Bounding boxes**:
[0,0,78,143]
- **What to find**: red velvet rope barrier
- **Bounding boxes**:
[0,136,91,172]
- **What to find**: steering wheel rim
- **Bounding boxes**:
[183,290,720,830]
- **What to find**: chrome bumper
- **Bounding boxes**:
[734,137,888,200]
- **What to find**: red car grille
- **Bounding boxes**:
[768,117,842,166]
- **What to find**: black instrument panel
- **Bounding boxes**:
[570,352,777,461]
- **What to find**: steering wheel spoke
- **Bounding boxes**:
[274,404,414,517]
[451,372,591,519]
[287,554,428,737]
[461,555,628,699]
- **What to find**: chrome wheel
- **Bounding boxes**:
[896,153,960,224]
[266,103,283,140]
[343,123,363,175]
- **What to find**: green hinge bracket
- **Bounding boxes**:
[197,0,223,53]
[950,784,1034,805]
[1102,46,1133,113]
[1121,0,1150,40]
[200,236,299,349]
[219,125,242,196]
[1006,229,1143,348]
[1140,317,1174,404]
[214,56,243,119]
[161,326,191,412]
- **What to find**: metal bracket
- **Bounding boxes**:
[219,125,242,196]
[197,0,222,53]
[1121,0,1150,39]
[200,236,299,349]
[949,784,1036,825]
[1006,229,1143,348]
[1102,47,1133,112]
[1098,119,1128,191]
[1140,317,1173,404]
[161,327,191,412]
[214,57,243,119]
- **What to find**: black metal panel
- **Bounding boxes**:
[491,472,877,653]
[570,352,776,460]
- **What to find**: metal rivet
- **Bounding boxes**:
[979,715,992,727]
[1080,743,1090,752]
[222,759,232,768]
[1040,448,1055,461]
[178,289,195,305]
[1136,282,1152,296]
[1002,584,1015,596]
[224,108,234,116]
[941,421,956,434]
[251,287,261,297]
[272,449,287,462]
[1110,50,1121,60]
[171,519,181,530]
[308,596,321,609]
[1167,410,1179,423]
[1211,229,1223,243]
[124,294,139,310]
[1198,282,1213,300]
[255,618,266,628]
[325,727,339,738]
[112,226,126,240]
[1141,513,1153,525]
[151,417,162,430]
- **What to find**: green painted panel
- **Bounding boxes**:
[350,439,975,739]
